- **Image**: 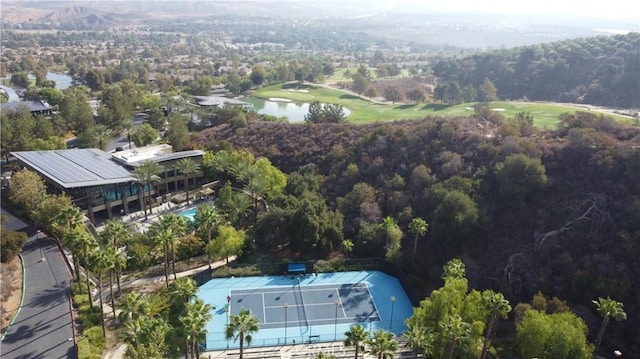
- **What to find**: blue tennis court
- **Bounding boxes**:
[197,270,413,350]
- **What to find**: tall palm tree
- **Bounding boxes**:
[403,321,435,359]
[407,217,428,263]
[180,299,213,359]
[226,308,260,359]
[480,291,511,359]
[149,214,174,287]
[593,297,627,358]
[66,228,96,309]
[225,192,252,228]
[165,214,188,279]
[56,204,83,239]
[380,216,397,248]
[441,314,471,359]
[93,124,114,151]
[344,324,369,359]
[104,246,118,320]
[133,159,163,220]
[100,219,130,295]
[194,203,221,270]
[100,218,130,248]
[238,165,269,224]
[119,292,150,323]
[112,247,127,297]
[149,213,188,286]
[89,248,112,336]
[123,316,170,358]
[169,277,198,304]
[176,158,200,205]
[366,329,398,359]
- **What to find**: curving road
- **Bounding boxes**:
[0,84,19,102]
[0,231,76,359]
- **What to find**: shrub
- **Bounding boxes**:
[77,326,105,359]
[175,234,205,260]
[0,230,27,262]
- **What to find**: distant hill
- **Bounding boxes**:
[2,1,636,47]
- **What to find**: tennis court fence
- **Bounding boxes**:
[206,258,419,306]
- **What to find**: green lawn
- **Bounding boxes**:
[252,83,632,128]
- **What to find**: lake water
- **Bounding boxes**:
[242,97,351,123]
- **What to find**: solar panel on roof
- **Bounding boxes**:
[11,149,136,188]
[18,151,97,184]
[57,149,132,180]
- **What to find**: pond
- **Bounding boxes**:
[242,97,351,123]
[27,72,75,90]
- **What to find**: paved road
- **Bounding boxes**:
[0,232,76,359]
[0,84,19,102]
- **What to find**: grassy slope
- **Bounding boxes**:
[253,83,632,129]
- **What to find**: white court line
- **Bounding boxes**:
[336,288,347,318]
[262,292,267,324]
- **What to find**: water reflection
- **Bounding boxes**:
[242,97,350,123]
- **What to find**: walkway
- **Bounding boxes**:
[102,257,235,359]
[0,232,75,359]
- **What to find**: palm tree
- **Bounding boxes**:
[180,299,213,359]
[149,214,187,287]
[119,292,150,323]
[366,329,398,359]
[225,192,252,228]
[169,277,198,304]
[344,324,369,359]
[380,216,397,248]
[165,214,188,279]
[93,124,114,151]
[194,203,221,270]
[226,308,260,359]
[123,316,170,358]
[112,247,127,297]
[176,158,200,205]
[89,248,112,336]
[593,297,627,358]
[403,321,435,359]
[100,219,130,295]
[441,314,471,359]
[100,218,130,248]
[407,218,428,263]
[104,246,119,320]
[133,159,163,220]
[479,291,511,359]
[66,228,96,309]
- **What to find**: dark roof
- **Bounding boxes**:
[1,100,50,113]
[11,149,136,189]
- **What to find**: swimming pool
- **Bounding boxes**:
[175,201,215,222]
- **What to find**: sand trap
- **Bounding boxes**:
[284,89,309,93]
[269,97,293,102]
[490,108,505,111]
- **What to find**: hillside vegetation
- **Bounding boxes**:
[433,32,640,109]
[193,109,640,356]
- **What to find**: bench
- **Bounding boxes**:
[308,335,320,343]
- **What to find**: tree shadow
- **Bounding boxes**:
[339,94,361,100]
[394,104,417,110]
[420,103,452,111]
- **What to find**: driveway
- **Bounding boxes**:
[0,232,76,359]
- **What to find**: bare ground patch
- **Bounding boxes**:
[1,256,23,334]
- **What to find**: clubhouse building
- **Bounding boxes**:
[11,145,204,223]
